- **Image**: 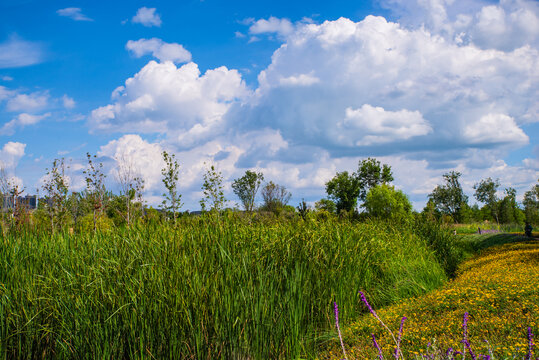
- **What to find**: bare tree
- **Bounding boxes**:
[261,181,291,213]
[115,155,144,227]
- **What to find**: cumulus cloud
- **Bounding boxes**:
[126,38,192,64]
[0,112,51,135]
[0,142,26,170]
[132,7,162,27]
[98,134,165,191]
[462,113,529,145]
[88,4,538,209]
[56,7,93,21]
[89,60,249,147]
[340,105,432,146]
[6,91,49,112]
[249,17,295,38]
[0,35,44,69]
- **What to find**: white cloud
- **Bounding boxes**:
[98,134,165,191]
[249,17,294,38]
[0,85,15,100]
[463,113,529,145]
[0,113,51,135]
[279,73,320,86]
[132,7,162,27]
[126,38,192,64]
[1,76,13,81]
[340,105,432,146]
[6,91,49,112]
[0,35,44,69]
[56,7,93,21]
[62,95,75,109]
[0,142,26,171]
[89,60,249,147]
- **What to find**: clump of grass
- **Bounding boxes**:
[0,216,448,359]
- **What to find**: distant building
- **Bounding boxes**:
[1,194,38,212]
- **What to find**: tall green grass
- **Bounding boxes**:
[1,216,449,359]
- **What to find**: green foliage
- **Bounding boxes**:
[83,152,107,232]
[474,177,501,223]
[200,163,226,212]
[325,171,361,213]
[0,217,449,359]
[260,181,291,214]
[364,184,413,222]
[296,198,309,220]
[315,198,337,214]
[356,157,394,201]
[428,171,468,222]
[41,158,70,232]
[161,151,182,222]
[523,180,539,224]
[232,170,264,212]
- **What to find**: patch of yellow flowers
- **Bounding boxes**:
[322,240,538,359]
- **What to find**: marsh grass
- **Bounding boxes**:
[1,216,449,359]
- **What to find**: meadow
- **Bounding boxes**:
[0,215,455,359]
[323,234,538,359]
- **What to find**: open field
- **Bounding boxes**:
[0,217,453,359]
[322,234,538,359]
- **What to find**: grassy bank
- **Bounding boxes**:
[322,234,538,359]
[0,216,451,359]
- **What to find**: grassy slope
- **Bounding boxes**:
[321,234,538,359]
[0,218,448,359]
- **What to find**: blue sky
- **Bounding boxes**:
[1,0,538,210]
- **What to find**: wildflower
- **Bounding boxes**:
[334,301,348,360]
[372,333,383,359]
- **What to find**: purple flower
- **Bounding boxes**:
[527,327,534,360]
[372,333,384,359]
[394,316,406,360]
[333,301,348,360]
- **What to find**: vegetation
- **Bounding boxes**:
[160,151,182,222]
[428,171,468,223]
[200,163,226,212]
[323,234,538,359]
[1,216,451,359]
[232,170,264,213]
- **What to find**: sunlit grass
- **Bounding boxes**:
[321,236,538,359]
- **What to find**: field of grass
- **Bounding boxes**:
[0,216,452,359]
[322,234,538,359]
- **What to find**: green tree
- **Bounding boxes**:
[364,184,413,221]
[523,180,539,224]
[200,164,226,212]
[260,181,291,213]
[314,198,337,214]
[232,170,264,213]
[42,158,70,232]
[356,158,394,201]
[83,153,107,232]
[325,171,361,213]
[474,177,500,224]
[161,151,182,223]
[428,171,468,222]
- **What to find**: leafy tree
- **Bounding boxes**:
[523,180,539,224]
[161,151,182,223]
[498,187,525,224]
[83,153,107,232]
[364,184,413,222]
[428,171,468,222]
[200,164,226,212]
[314,198,337,214]
[42,158,70,232]
[260,181,291,213]
[421,199,440,221]
[232,170,264,213]
[474,177,500,224]
[356,158,394,201]
[325,171,361,213]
